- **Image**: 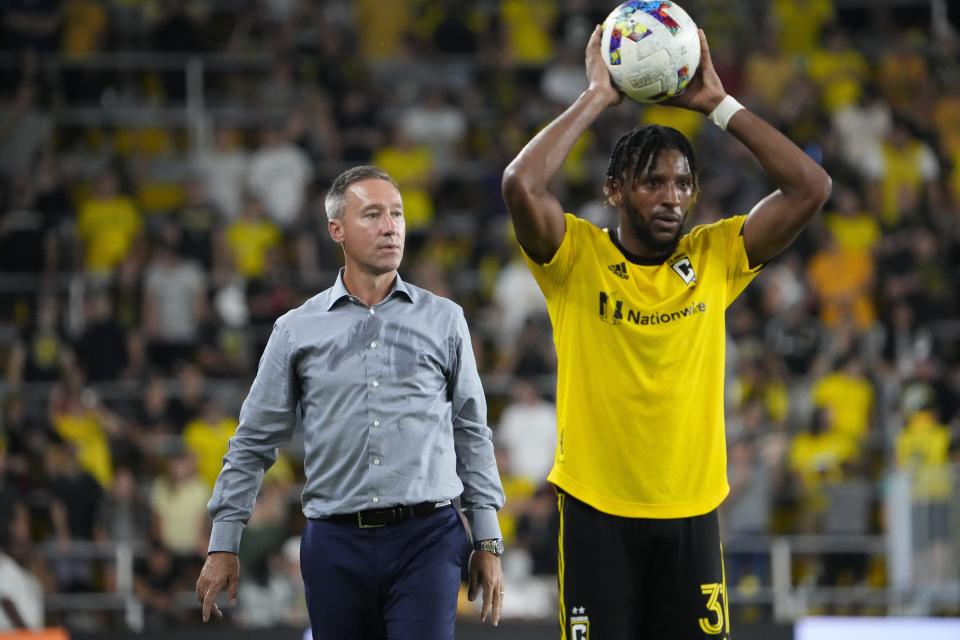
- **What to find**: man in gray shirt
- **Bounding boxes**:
[196,166,506,638]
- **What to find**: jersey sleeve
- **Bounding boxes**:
[520,213,580,298]
[719,214,763,307]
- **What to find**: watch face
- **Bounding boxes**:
[476,539,504,556]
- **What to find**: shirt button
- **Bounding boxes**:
[369,309,375,315]
[373,458,381,465]
[372,496,380,503]
[372,380,379,388]
[370,341,377,349]
[373,420,380,427]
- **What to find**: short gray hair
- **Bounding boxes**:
[324,166,399,221]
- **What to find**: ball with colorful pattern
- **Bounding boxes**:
[601,1,701,104]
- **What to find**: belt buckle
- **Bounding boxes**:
[357,512,386,529]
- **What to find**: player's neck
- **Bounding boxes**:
[342,266,398,307]
[615,227,673,262]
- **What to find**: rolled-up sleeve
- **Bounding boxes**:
[448,311,504,541]
[207,320,299,553]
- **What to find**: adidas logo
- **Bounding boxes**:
[608,262,629,280]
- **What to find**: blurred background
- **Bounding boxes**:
[0,0,958,638]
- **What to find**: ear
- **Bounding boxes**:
[328,218,344,244]
[603,179,622,206]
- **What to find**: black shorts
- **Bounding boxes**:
[557,490,730,640]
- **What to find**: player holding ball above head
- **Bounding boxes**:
[501,8,831,640]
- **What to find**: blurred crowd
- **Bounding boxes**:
[1,0,959,631]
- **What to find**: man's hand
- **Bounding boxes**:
[195,551,239,622]
[663,29,726,115]
[467,550,504,626]
[585,25,622,108]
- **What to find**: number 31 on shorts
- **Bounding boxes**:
[698,582,726,635]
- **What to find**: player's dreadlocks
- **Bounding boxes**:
[604,125,699,204]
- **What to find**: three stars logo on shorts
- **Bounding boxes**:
[570,606,589,639]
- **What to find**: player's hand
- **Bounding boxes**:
[195,551,239,622]
[663,29,726,115]
[585,25,622,107]
[467,550,505,626]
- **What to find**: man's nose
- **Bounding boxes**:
[382,214,400,235]
[663,183,681,206]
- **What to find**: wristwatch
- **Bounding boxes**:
[474,538,505,557]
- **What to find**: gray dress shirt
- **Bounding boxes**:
[208,271,504,553]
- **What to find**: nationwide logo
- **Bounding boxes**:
[599,291,707,326]
[607,261,629,279]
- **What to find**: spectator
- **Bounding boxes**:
[490,249,547,351]
[193,128,249,222]
[806,27,869,115]
[133,375,176,437]
[770,0,834,56]
[1,393,51,490]
[400,88,467,171]
[60,0,107,59]
[246,123,313,229]
[48,369,118,489]
[499,0,556,65]
[496,379,556,486]
[7,294,71,386]
[73,288,134,382]
[811,355,875,445]
[167,362,207,431]
[75,168,143,277]
[876,31,931,116]
[95,466,151,546]
[0,53,51,180]
[182,397,238,488]
[133,543,178,627]
[822,185,880,254]
[895,408,953,585]
[142,227,209,372]
[865,120,941,228]
[789,408,856,532]
[806,232,875,331]
[722,428,774,589]
[176,178,220,271]
[47,441,103,592]
[0,175,59,276]
[831,84,892,179]
[149,450,209,558]
[540,47,587,106]
[372,127,436,232]
[223,196,283,282]
[0,483,47,630]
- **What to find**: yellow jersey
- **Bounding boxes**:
[524,213,761,518]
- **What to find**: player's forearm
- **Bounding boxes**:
[503,87,611,196]
[726,109,831,205]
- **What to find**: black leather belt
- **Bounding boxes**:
[325,500,452,528]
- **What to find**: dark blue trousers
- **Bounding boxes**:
[300,505,471,640]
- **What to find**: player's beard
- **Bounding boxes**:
[624,200,683,257]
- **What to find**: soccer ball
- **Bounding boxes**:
[601,1,701,103]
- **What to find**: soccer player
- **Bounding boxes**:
[501,27,831,639]
[196,166,505,639]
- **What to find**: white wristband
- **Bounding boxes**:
[707,95,745,131]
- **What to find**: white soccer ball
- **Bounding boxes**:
[600,1,701,104]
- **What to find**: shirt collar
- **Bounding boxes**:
[325,268,416,311]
